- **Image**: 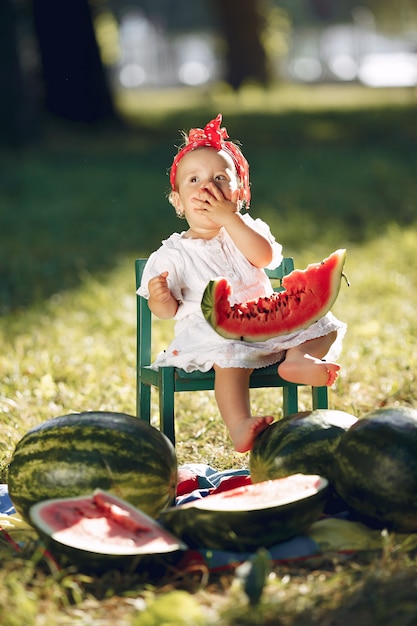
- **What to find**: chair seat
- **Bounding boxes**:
[140,362,292,390]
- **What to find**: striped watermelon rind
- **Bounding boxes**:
[250,409,358,483]
[331,406,417,532]
[7,412,177,523]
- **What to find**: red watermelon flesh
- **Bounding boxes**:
[30,490,185,557]
[201,249,347,342]
[193,473,325,510]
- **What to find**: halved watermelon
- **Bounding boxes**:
[29,489,187,573]
[160,474,329,551]
[201,249,347,342]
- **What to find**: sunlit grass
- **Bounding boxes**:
[117,82,417,123]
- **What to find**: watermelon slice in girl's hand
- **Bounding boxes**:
[201,249,347,342]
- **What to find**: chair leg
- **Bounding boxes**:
[282,385,298,416]
[158,368,176,446]
[137,380,151,423]
[312,386,329,410]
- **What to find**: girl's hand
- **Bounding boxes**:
[148,271,172,303]
[192,183,273,267]
[192,182,239,226]
[148,272,179,318]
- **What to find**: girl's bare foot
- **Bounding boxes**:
[278,354,340,387]
[229,415,274,453]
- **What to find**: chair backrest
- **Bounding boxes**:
[265,257,295,283]
[135,257,295,369]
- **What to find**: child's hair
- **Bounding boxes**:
[168,114,251,212]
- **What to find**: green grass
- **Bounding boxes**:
[1,83,417,624]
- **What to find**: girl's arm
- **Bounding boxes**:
[221,212,273,268]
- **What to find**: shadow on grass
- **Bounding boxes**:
[1,101,416,314]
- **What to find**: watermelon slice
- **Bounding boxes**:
[201,249,347,342]
[29,490,186,572]
[161,474,329,551]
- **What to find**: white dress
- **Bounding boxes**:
[137,214,346,373]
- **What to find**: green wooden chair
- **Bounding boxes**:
[136,257,328,445]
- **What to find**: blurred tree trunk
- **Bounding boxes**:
[32,0,117,123]
[309,0,334,20]
[0,0,29,145]
[213,0,269,89]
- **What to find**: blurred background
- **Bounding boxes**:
[1,0,416,313]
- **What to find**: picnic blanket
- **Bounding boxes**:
[2,465,417,573]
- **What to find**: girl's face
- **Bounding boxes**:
[171,147,240,235]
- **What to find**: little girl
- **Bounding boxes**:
[138,114,346,452]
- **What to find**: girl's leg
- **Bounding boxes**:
[213,365,273,453]
[278,331,340,387]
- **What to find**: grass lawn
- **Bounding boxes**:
[1,83,417,624]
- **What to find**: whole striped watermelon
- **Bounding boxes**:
[250,409,358,483]
[331,406,417,532]
[7,412,177,523]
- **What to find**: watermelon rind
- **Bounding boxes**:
[7,412,178,523]
[250,409,358,483]
[332,406,417,532]
[160,474,329,551]
[29,490,187,573]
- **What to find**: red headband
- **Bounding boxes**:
[169,114,251,207]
